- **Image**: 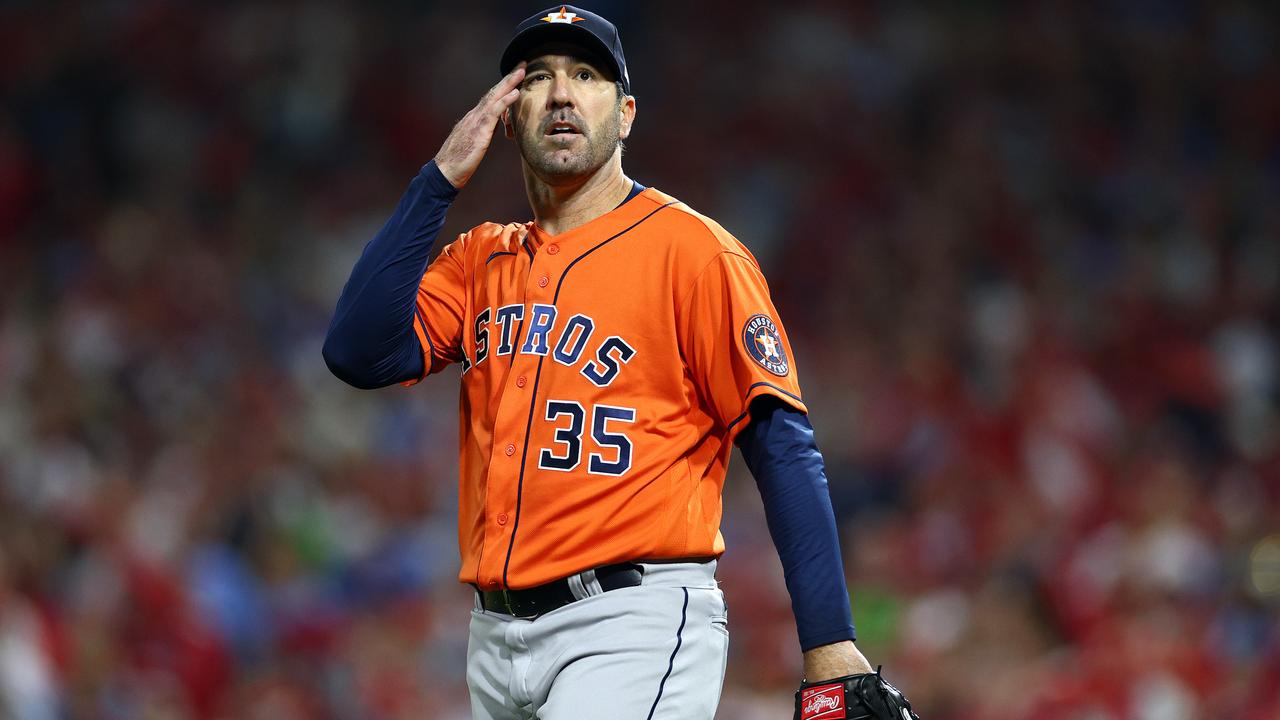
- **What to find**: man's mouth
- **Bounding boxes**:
[545,120,582,139]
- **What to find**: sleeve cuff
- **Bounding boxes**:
[799,626,858,653]
[420,159,461,200]
[725,382,808,442]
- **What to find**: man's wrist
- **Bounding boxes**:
[802,640,874,682]
[423,159,463,197]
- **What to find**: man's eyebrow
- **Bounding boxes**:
[523,57,605,75]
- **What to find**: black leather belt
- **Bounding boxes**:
[476,562,644,618]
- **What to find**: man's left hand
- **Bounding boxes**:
[794,665,920,720]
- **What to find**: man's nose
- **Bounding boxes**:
[547,74,574,108]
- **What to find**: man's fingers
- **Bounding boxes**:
[484,64,526,116]
[503,61,528,89]
[484,89,520,119]
[480,63,526,103]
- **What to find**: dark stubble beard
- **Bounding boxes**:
[516,108,621,182]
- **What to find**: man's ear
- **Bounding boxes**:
[619,96,636,141]
[503,109,515,139]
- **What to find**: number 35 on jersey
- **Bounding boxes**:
[402,188,808,590]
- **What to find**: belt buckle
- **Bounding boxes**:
[502,589,539,619]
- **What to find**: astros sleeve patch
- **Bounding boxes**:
[742,313,790,377]
[678,251,806,438]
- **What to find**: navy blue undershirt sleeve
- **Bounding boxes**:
[735,396,857,651]
[322,160,458,389]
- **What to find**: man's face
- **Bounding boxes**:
[506,52,634,183]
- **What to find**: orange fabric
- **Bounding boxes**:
[407,188,806,590]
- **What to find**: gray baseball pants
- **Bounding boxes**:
[466,559,729,719]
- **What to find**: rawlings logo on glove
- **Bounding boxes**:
[800,684,846,719]
[794,667,919,720]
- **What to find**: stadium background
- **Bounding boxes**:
[2,2,1278,718]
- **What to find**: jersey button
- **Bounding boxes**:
[505,443,516,456]
[538,275,549,288]
[547,244,559,255]
[497,513,509,526]
[516,375,527,388]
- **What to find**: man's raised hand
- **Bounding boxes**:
[434,63,526,190]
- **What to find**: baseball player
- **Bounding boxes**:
[323,6,919,720]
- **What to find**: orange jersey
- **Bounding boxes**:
[407,187,807,590]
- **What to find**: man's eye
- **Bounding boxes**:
[526,74,549,85]
[577,70,593,81]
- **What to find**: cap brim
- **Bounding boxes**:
[499,23,620,82]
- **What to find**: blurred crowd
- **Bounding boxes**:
[2,2,1278,719]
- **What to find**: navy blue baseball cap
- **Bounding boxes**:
[500,5,631,94]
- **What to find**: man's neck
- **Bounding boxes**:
[524,156,633,236]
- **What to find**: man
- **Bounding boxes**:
[323,6,918,719]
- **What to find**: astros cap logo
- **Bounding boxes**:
[541,6,586,24]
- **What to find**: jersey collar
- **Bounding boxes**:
[525,184,659,250]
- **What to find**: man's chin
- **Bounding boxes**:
[528,154,598,183]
